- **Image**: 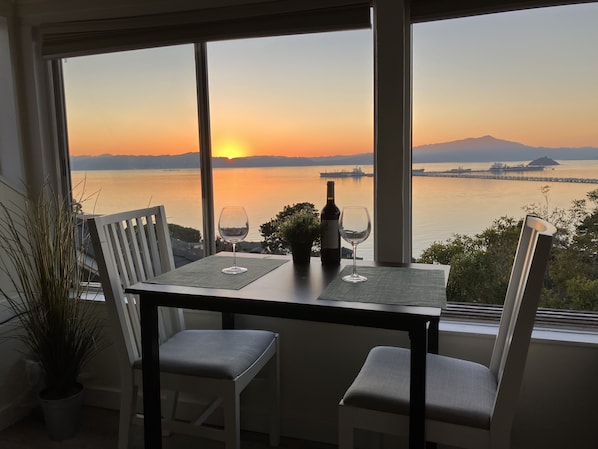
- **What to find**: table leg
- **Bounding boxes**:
[140,295,162,449]
[409,323,427,449]
[222,312,235,329]
[428,318,439,354]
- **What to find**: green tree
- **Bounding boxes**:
[523,187,598,310]
[418,188,598,312]
[418,217,521,304]
[260,203,319,254]
[168,223,201,243]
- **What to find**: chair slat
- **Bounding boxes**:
[108,221,144,357]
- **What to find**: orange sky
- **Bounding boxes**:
[64,3,598,159]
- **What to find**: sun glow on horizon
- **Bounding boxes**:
[213,139,249,160]
[63,3,598,159]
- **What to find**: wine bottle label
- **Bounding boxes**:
[321,220,339,249]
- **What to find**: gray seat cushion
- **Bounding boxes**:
[342,346,497,429]
[133,329,277,379]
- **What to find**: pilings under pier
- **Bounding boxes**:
[414,171,598,184]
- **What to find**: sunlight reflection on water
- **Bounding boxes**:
[72,161,598,260]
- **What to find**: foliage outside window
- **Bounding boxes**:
[259,203,320,255]
[418,188,598,312]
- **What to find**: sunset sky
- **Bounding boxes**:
[63,2,598,159]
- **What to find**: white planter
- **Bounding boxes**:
[40,384,84,440]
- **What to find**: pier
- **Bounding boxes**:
[414,171,598,184]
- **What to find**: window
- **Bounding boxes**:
[412,3,598,315]
[206,31,373,258]
[53,2,598,322]
[62,27,373,264]
[64,45,205,266]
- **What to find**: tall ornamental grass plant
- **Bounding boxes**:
[0,185,103,399]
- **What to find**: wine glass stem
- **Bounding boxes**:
[232,242,237,267]
[352,243,358,276]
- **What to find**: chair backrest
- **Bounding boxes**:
[489,215,556,431]
[88,206,185,367]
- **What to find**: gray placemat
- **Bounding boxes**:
[319,266,446,308]
[146,256,288,290]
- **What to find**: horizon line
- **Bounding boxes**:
[69,135,598,159]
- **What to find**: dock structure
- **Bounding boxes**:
[415,171,598,184]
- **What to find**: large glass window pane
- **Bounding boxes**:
[412,3,598,311]
[206,30,374,259]
[63,45,204,265]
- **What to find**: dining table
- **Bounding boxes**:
[125,252,449,449]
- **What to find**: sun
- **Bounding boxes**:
[215,139,248,160]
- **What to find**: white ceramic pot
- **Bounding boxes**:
[40,384,84,441]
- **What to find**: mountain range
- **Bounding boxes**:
[70,135,598,170]
[413,135,598,163]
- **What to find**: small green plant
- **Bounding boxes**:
[260,202,320,254]
[0,184,104,399]
[279,209,321,247]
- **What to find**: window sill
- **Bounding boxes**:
[440,318,598,347]
[82,294,598,347]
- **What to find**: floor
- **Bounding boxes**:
[0,406,336,449]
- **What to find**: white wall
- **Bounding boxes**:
[0,13,25,187]
[441,325,598,449]
[0,5,37,428]
[0,179,36,429]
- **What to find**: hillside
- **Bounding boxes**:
[413,135,598,162]
[70,152,374,170]
[70,136,598,170]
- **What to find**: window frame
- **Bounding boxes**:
[0,15,25,186]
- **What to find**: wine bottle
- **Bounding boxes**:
[320,181,341,265]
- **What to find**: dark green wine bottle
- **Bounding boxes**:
[320,181,340,265]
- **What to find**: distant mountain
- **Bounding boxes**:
[71,153,201,170]
[213,154,373,168]
[412,135,598,163]
[70,136,598,170]
[70,152,374,170]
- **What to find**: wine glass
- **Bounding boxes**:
[339,206,371,283]
[218,206,249,274]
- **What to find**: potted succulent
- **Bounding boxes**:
[0,184,104,440]
[279,208,321,264]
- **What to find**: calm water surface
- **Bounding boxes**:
[72,161,598,259]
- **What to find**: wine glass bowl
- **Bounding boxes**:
[339,206,371,283]
[218,206,249,274]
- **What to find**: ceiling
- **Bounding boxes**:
[10,0,597,26]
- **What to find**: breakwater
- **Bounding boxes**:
[415,171,598,184]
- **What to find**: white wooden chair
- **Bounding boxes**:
[88,206,280,449]
[338,215,556,449]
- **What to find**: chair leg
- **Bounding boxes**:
[162,390,178,437]
[338,405,354,449]
[119,382,136,449]
[224,389,241,449]
[268,340,281,447]
[490,430,511,449]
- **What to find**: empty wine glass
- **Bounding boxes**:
[339,206,371,283]
[218,206,249,274]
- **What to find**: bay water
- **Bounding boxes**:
[72,160,598,260]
